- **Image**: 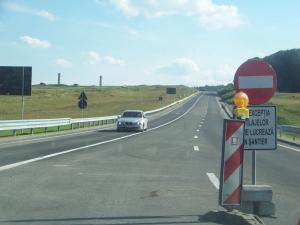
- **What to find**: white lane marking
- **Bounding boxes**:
[216,97,229,119]
[194,135,198,139]
[206,172,219,190]
[278,144,300,152]
[199,125,202,127]
[0,127,106,147]
[193,146,199,151]
[196,129,199,132]
[0,95,202,172]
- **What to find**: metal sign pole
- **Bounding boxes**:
[252,150,256,184]
[21,67,25,120]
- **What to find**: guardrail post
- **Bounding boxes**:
[30,128,33,134]
[279,126,282,137]
[58,126,60,132]
[45,127,47,133]
[13,130,17,136]
[71,124,74,130]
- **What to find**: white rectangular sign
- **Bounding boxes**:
[238,76,274,89]
[244,105,277,150]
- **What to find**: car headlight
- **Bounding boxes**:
[118,121,122,125]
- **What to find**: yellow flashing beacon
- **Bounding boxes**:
[234,91,249,120]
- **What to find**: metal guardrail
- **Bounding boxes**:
[278,125,300,135]
[0,92,198,135]
[0,118,71,131]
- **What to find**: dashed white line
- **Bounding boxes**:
[193,146,199,151]
[196,129,200,132]
[194,135,198,139]
[206,172,220,190]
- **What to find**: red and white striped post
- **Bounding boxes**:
[219,119,245,206]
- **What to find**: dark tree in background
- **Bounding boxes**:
[264,49,300,92]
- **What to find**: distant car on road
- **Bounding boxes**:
[117,110,148,132]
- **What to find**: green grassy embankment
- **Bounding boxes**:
[0,85,196,137]
[0,85,196,120]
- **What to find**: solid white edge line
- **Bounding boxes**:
[193,146,199,151]
[0,95,202,172]
[278,144,300,152]
[206,172,219,190]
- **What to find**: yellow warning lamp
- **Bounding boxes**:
[234,91,249,120]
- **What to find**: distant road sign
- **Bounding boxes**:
[234,59,277,105]
[244,105,277,150]
[219,119,245,206]
[0,66,32,96]
[166,87,176,94]
[78,91,87,109]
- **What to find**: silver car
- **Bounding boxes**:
[117,110,148,132]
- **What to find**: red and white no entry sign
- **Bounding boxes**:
[234,59,277,105]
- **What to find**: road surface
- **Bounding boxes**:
[0,93,298,225]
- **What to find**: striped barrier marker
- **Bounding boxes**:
[219,119,245,206]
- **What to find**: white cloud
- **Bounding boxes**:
[86,51,125,66]
[111,0,139,16]
[157,58,199,76]
[109,0,242,29]
[181,63,235,86]
[3,2,57,21]
[103,56,125,65]
[88,51,102,62]
[55,58,72,68]
[36,10,56,21]
[20,36,51,48]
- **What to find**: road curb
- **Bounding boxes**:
[220,101,233,118]
[278,138,300,148]
[200,210,266,225]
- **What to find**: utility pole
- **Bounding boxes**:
[58,73,61,85]
[99,75,102,87]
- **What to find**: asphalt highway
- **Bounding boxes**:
[0,93,298,225]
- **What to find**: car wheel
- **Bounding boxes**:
[141,124,145,132]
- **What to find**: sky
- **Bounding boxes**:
[0,0,299,86]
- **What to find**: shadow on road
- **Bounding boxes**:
[97,129,141,133]
[0,214,227,225]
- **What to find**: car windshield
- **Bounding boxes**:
[122,112,142,118]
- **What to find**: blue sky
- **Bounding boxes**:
[0,0,299,86]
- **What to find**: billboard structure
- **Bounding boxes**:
[0,66,32,96]
[166,87,176,94]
